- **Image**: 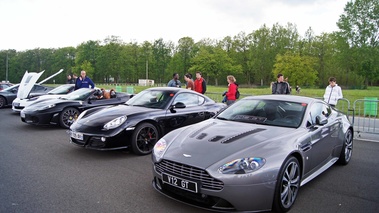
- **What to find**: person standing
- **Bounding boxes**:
[167,73,181,88]
[272,73,291,94]
[66,74,74,84]
[194,71,206,94]
[75,70,95,90]
[323,77,343,107]
[222,75,238,106]
[184,73,194,90]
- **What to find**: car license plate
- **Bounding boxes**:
[70,131,83,140]
[162,173,198,193]
[20,111,25,118]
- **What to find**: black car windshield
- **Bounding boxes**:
[48,84,73,95]
[62,88,92,100]
[125,90,175,109]
[216,99,306,128]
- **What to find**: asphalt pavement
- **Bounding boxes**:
[0,108,378,213]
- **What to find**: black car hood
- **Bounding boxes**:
[76,105,161,127]
[162,119,298,168]
[24,98,80,111]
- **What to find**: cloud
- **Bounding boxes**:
[0,0,348,51]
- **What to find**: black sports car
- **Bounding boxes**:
[21,88,132,128]
[0,84,52,109]
[69,87,227,155]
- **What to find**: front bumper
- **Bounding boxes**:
[69,129,130,150]
[21,110,60,126]
[152,160,276,212]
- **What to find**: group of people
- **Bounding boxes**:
[167,71,207,95]
[67,70,95,90]
[271,73,343,107]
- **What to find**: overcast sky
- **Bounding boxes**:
[0,0,348,51]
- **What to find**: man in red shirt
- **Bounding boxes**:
[194,71,207,94]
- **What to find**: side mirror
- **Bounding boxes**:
[174,102,186,109]
[169,102,186,113]
[315,115,328,126]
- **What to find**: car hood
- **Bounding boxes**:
[17,71,44,99]
[162,119,299,168]
[17,69,64,99]
[76,105,161,127]
[23,98,79,111]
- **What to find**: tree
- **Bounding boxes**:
[337,0,379,86]
[273,52,318,87]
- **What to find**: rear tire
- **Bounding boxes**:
[273,156,301,212]
[131,122,159,155]
[337,128,353,165]
[0,96,6,108]
[59,107,80,129]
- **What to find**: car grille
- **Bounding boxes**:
[155,160,224,191]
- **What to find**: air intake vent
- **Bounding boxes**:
[209,135,224,142]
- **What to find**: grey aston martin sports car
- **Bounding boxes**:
[152,95,353,212]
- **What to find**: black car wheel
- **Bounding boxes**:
[273,156,300,212]
[0,96,6,108]
[338,128,353,165]
[131,122,159,155]
[59,107,80,129]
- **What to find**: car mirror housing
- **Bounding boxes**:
[315,115,328,126]
[174,102,186,109]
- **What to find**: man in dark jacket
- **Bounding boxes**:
[272,73,291,94]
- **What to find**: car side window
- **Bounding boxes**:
[173,93,204,107]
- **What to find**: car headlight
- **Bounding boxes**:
[218,157,266,174]
[39,104,55,110]
[103,115,127,130]
[153,138,167,161]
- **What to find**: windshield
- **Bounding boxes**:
[216,99,306,128]
[125,90,175,109]
[48,84,74,95]
[63,88,93,100]
[2,84,19,92]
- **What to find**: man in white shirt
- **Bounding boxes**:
[323,77,343,107]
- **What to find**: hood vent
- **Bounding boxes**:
[189,121,217,138]
[209,135,225,142]
[221,128,266,144]
[196,133,207,140]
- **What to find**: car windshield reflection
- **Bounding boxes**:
[63,88,92,100]
[125,90,174,109]
[216,99,306,128]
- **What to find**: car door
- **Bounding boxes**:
[161,92,207,133]
[306,102,339,171]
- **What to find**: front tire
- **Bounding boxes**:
[273,156,301,212]
[131,122,159,155]
[338,128,353,165]
[59,107,80,129]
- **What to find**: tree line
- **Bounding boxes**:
[0,0,378,89]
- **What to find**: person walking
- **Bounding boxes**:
[194,71,206,94]
[75,70,95,90]
[167,73,181,88]
[323,77,343,107]
[272,73,291,94]
[222,75,238,106]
